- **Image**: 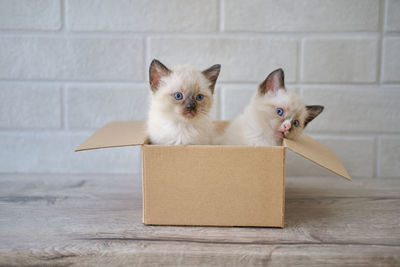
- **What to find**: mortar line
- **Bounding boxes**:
[145,36,151,78]
[377,0,386,83]
[0,79,147,84]
[143,36,149,84]
[0,31,382,38]
[60,0,66,32]
[376,136,382,178]
[59,85,65,130]
[219,82,400,89]
[1,79,398,87]
[298,38,304,83]
[219,0,225,32]
[62,85,68,130]
[374,135,379,178]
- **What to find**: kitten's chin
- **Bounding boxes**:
[182,110,197,119]
[274,130,286,138]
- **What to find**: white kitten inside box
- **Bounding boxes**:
[147,59,220,145]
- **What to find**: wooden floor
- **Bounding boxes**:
[0,174,399,266]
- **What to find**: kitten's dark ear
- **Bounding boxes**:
[305,105,324,127]
[202,64,221,94]
[259,68,285,95]
[149,59,171,92]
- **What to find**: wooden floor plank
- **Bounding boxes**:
[0,174,399,266]
[0,243,399,267]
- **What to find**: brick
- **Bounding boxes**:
[386,0,400,32]
[0,132,140,173]
[66,0,218,32]
[0,0,61,30]
[0,84,61,129]
[302,39,378,83]
[379,137,400,177]
[382,38,400,82]
[286,136,375,178]
[225,0,379,32]
[221,86,254,120]
[150,38,297,82]
[302,87,400,133]
[67,85,149,129]
[0,37,144,81]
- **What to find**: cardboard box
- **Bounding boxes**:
[76,121,350,228]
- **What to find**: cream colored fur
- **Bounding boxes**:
[218,89,308,146]
[218,69,322,146]
[147,63,218,145]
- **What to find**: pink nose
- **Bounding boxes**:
[283,122,291,132]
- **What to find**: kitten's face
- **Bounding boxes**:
[261,90,308,139]
[256,69,324,140]
[149,60,220,121]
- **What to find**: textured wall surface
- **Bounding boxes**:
[0,0,399,178]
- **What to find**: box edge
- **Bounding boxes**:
[141,145,147,224]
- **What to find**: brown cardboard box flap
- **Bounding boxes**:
[283,134,351,181]
[76,120,229,152]
[75,121,147,151]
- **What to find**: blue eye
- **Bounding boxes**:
[174,92,183,100]
[293,120,299,127]
[196,94,204,101]
[276,108,284,116]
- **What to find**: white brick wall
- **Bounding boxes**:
[66,0,219,32]
[0,0,399,178]
[0,0,61,30]
[225,0,380,32]
[67,85,148,129]
[150,37,298,82]
[302,39,379,83]
[0,36,144,80]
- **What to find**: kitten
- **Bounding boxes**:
[147,59,221,145]
[219,68,323,146]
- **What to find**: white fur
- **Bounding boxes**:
[218,89,308,146]
[147,65,215,145]
[147,114,214,145]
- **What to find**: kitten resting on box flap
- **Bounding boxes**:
[218,69,324,146]
[147,59,221,145]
